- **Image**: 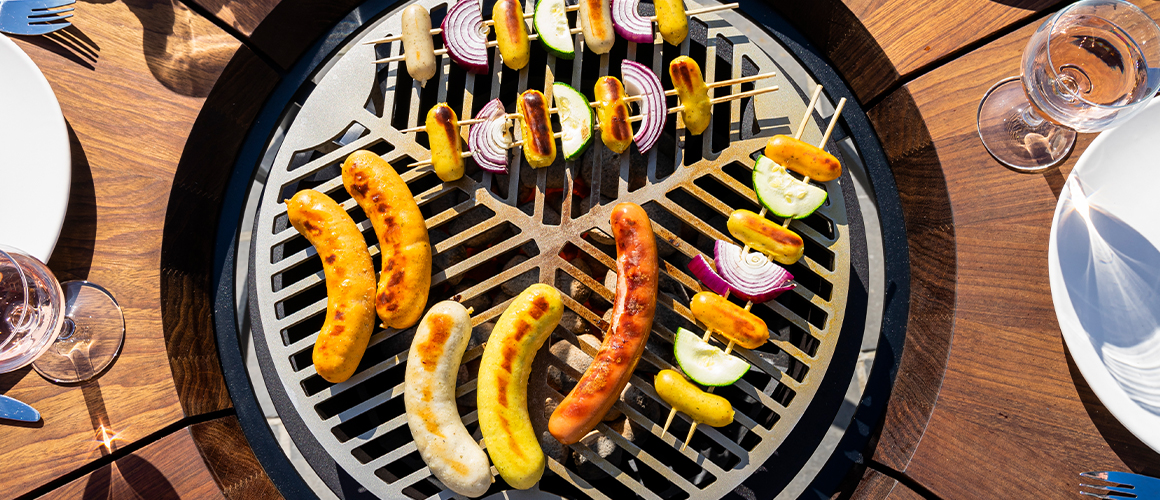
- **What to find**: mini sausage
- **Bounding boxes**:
[654,370,734,427]
[579,0,614,54]
[286,189,377,384]
[518,90,557,168]
[764,135,842,182]
[550,203,659,445]
[653,0,688,46]
[477,284,564,489]
[727,209,804,265]
[341,151,432,329]
[690,291,768,349]
[426,103,465,182]
[404,301,491,497]
[401,5,437,82]
[669,56,711,135]
[594,76,633,154]
[493,0,530,70]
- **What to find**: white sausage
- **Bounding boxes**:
[579,0,615,54]
[404,301,491,497]
[401,5,437,82]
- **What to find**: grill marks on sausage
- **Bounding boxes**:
[433,105,459,144]
[583,0,610,38]
[596,78,632,143]
[498,0,524,43]
[671,61,697,93]
[496,414,526,459]
[417,407,446,438]
[751,216,804,247]
[418,314,454,371]
[520,92,553,156]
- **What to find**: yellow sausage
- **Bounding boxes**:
[669,56,711,135]
[286,189,377,383]
[654,370,733,427]
[341,151,432,330]
[594,76,633,154]
[426,104,465,182]
[493,0,530,70]
[764,135,842,182]
[690,291,768,349]
[401,5,437,82]
[477,284,563,489]
[654,0,688,45]
[517,90,557,168]
[578,0,614,54]
[726,209,804,265]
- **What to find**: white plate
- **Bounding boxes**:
[1049,98,1160,453]
[0,33,70,263]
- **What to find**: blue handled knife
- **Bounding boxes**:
[0,394,40,422]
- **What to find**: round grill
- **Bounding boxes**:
[241,1,872,498]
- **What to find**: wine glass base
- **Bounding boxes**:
[977,77,1077,172]
[33,281,124,384]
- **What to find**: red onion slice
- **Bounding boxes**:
[687,254,732,297]
[611,0,654,43]
[468,99,511,173]
[442,0,490,74]
[713,240,796,303]
[621,60,665,153]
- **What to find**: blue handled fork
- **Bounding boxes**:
[0,0,75,36]
[1081,471,1160,499]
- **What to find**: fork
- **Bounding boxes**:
[1080,471,1160,499]
[0,0,75,36]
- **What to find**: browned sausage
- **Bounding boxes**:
[594,76,633,154]
[548,202,658,444]
[518,90,557,168]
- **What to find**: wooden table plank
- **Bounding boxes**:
[0,1,239,497]
[866,1,1160,497]
[189,0,283,37]
[39,425,225,500]
[850,468,926,500]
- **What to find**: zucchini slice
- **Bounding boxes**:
[551,83,594,160]
[674,327,750,387]
[752,155,827,219]
[535,0,575,59]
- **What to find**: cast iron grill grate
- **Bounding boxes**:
[249,1,853,497]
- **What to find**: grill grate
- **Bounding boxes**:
[250,1,852,498]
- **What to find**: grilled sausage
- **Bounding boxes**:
[653,0,688,45]
[517,90,557,168]
[594,76,633,154]
[426,104,465,182]
[477,284,564,489]
[578,0,614,54]
[493,0,530,70]
[690,291,768,349]
[286,189,377,384]
[341,151,432,330]
[549,203,658,445]
[401,5,437,82]
[669,56,711,135]
[405,301,491,497]
[654,370,733,427]
[764,135,842,182]
[727,209,804,265]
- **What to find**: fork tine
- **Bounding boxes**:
[1079,492,1118,500]
[12,21,70,35]
[1080,483,1138,496]
[1082,472,1113,481]
[24,0,76,10]
[29,9,74,19]
[31,6,75,15]
[30,13,73,22]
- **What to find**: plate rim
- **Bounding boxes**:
[1048,98,1160,453]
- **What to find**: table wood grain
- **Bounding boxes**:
[862,1,1160,497]
[0,0,237,497]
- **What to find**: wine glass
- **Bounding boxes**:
[0,245,124,384]
[977,0,1160,172]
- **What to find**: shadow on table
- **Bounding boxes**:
[11,26,101,70]
[1068,348,1160,477]
[47,122,96,283]
[80,452,181,500]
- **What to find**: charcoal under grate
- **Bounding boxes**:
[248,1,856,498]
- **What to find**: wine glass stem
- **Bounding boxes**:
[1022,106,1046,127]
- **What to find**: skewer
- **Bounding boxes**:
[663,71,779,97]
[668,85,779,114]
[399,118,487,134]
[364,28,444,45]
[795,86,824,140]
[647,2,739,21]
[376,40,500,63]
[409,151,473,168]
[507,131,565,148]
[482,4,579,26]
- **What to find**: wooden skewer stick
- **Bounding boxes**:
[794,85,824,140]
[507,131,565,148]
[707,71,778,89]
[409,151,473,167]
[782,97,846,228]
[365,28,444,45]
[669,86,779,114]
[590,95,644,108]
[649,2,738,21]
[399,117,488,134]
[376,47,449,64]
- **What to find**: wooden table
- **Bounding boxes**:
[0,0,1156,498]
